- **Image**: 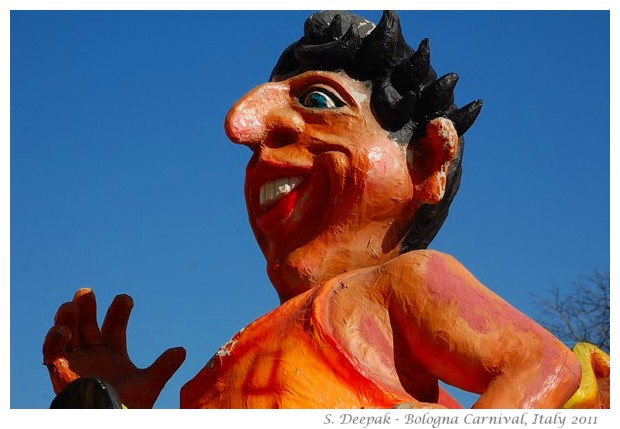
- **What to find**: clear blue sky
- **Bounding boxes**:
[8,7,611,412]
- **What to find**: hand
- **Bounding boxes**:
[563,342,610,409]
[43,288,186,408]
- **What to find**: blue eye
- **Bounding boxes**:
[301,89,341,109]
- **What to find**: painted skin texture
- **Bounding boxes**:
[44,69,593,408]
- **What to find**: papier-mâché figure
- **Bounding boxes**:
[43,10,609,409]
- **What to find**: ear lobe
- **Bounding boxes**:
[410,117,459,204]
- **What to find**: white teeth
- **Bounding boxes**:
[259,177,303,210]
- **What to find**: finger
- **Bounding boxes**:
[101,294,134,352]
[592,348,610,378]
[42,332,80,395]
[53,302,79,351]
[42,325,72,366]
[47,358,80,394]
[145,347,186,389]
[73,288,101,346]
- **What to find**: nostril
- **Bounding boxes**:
[266,127,300,148]
[263,107,305,148]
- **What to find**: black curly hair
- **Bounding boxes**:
[270,10,482,252]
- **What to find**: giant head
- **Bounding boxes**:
[225,11,481,302]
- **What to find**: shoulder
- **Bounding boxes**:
[382,250,481,299]
[384,249,461,274]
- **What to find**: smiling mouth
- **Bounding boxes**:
[259,177,304,211]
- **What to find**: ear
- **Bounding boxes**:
[409,117,459,205]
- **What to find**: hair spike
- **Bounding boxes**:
[448,99,483,136]
[357,10,413,78]
[294,23,361,68]
[419,72,458,116]
[390,38,435,95]
[372,78,417,131]
[412,38,435,87]
[325,13,343,40]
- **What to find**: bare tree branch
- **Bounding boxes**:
[532,270,609,353]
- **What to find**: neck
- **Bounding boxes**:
[266,221,404,303]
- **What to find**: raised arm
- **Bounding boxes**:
[385,250,582,408]
[43,288,186,408]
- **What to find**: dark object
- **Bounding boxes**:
[50,377,124,409]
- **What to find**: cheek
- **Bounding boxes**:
[314,150,350,197]
[364,147,413,206]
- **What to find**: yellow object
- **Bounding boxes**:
[563,342,610,409]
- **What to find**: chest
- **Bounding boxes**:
[179,290,412,408]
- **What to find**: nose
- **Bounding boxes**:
[224,82,305,150]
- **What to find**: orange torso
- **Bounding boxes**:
[180,285,421,409]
